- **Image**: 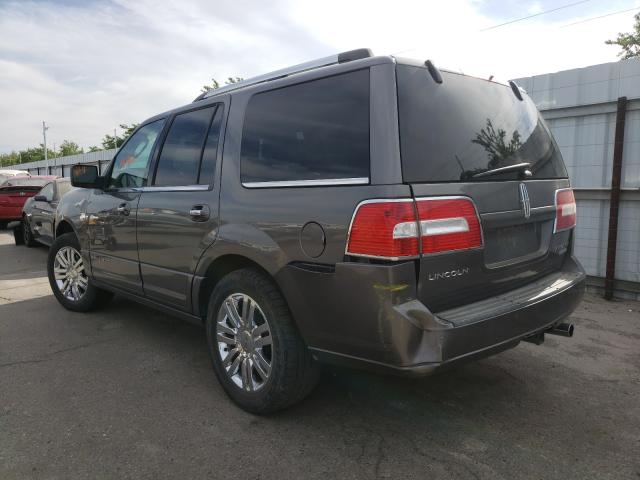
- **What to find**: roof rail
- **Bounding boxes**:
[194,48,373,102]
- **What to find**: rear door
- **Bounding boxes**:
[137,101,226,311]
[396,64,573,312]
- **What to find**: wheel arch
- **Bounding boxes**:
[195,254,274,321]
[55,219,76,238]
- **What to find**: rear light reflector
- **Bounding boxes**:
[554,188,576,233]
[346,200,419,259]
[416,197,483,254]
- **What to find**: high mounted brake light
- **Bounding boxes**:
[554,188,577,233]
[346,196,483,260]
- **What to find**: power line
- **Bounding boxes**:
[480,0,594,31]
[560,5,640,27]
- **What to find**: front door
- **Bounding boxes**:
[86,119,165,294]
[31,182,55,244]
[137,101,226,311]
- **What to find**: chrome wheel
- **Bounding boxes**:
[53,246,88,302]
[216,293,273,392]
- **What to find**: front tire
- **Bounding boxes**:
[22,217,38,247]
[206,268,319,414]
[47,232,113,312]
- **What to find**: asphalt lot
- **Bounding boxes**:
[0,229,638,480]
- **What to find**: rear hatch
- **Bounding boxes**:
[396,62,574,312]
[0,178,48,219]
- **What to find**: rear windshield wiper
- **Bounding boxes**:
[472,162,532,179]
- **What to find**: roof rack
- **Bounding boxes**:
[194,48,373,102]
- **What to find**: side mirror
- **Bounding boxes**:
[34,195,49,202]
[71,164,103,189]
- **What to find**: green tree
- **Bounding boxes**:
[88,146,101,152]
[201,76,243,93]
[101,123,139,149]
[59,140,83,157]
[606,12,640,59]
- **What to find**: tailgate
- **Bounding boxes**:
[411,180,573,312]
[396,62,574,312]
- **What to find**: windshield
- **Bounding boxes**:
[396,65,568,182]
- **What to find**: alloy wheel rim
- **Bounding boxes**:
[53,246,89,302]
[216,293,273,392]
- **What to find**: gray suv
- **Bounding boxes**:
[48,49,585,413]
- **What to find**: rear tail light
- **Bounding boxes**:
[346,196,483,260]
[554,188,577,233]
[416,197,483,254]
[346,200,419,260]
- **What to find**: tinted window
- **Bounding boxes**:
[241,69,370,184]
[109,120,164,189]
[39,183,54,201]
[396,65,568,182]
[198,106,223,185]
[154,106,216,187]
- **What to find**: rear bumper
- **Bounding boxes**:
[277,256,585,377]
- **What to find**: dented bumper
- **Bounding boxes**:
[277,256,585,376]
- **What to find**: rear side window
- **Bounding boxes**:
[240,69,370,185]
[396,65,568,182]
[154,105,220,187]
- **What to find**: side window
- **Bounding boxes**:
[39,183,54,201]
[198,106,223,185]
[240,69,370,185]
[154,105,219,187]
[109,119,164,189]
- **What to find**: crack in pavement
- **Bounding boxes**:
[0,337,121,369]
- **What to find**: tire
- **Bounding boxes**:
[13,224,25,246]
[22,217,38,247]
[206,268,319,414]
[47,232,114,312]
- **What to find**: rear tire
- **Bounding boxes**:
[205,268,319,414]
[47,232,113,312]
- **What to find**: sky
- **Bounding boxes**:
[0,0,638,154]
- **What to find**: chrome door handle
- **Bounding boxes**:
[116,204,130,215]
[189,205,210,221]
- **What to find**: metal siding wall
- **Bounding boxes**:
[517,58,640,295]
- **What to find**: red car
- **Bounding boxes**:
[0,176,57,227]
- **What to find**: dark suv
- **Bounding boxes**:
[49,49,585,413]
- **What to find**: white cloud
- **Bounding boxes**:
[0,0,636,153]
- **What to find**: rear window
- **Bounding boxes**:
[240,69,370,185]
[396,65,568,183]
[0,177,51,188]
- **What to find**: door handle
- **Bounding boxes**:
[116,203,130,216]
[189,205,210,221]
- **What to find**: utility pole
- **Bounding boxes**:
[42,121,49,173]
[114,127,118,150]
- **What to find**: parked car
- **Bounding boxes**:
[0,169,31,185]
[20,177,75,247]
[0,175,56,228]
[48,49,585,413]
